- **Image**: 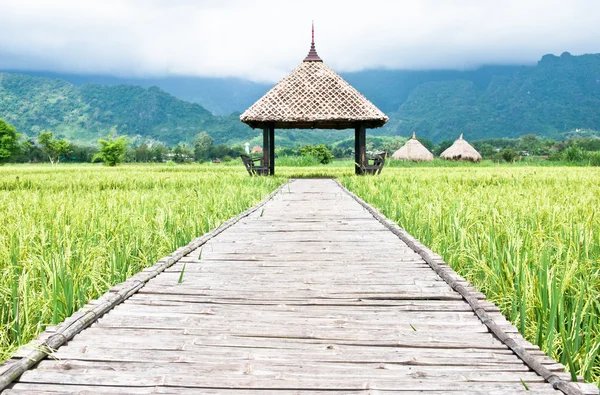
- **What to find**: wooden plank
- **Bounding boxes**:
[4,382,569,394]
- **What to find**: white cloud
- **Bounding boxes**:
[1,0,599,81]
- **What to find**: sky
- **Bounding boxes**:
[1,0,599,82]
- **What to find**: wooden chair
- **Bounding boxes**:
[364,151,387,175]
[241,155,269,176]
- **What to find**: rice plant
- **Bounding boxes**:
[341,167,600,385]
[0,164,283,360]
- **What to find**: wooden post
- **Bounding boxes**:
[262,127,269,173]
[355,124,366,175]
[269,126,275,176]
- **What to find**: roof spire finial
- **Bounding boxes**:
[304,21,322,62]
[412,131,416,139]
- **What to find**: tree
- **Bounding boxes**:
[298,144,334,164]
[517,134,541,155]
[93,136,128,166]
[0,119,21,164]
[133,143,150,162]
[501,148,519,163]
[194,132,214,162]
[563,146,584,162]
[172,143,194,163]
[37,131,72,164]
[150,144,170,162]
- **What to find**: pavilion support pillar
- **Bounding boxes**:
[261,126,275,176]
[262,127,270,175]
[355,124,366,175]
[269,126,275,176]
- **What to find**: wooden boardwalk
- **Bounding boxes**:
[1,179,598,394]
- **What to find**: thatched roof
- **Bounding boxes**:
[440,134,482,162]
[391,133,434,161]
[240,35,387,130]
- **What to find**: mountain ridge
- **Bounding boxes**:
[1,52,599,145]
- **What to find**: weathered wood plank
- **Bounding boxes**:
[3,382,570,394]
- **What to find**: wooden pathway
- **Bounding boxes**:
[1,179,598,394]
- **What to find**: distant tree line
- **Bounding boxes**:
[1,119,247,166]
[2,118,600,166]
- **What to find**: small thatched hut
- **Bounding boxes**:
[440,134,482,162]
[391,132,434,161]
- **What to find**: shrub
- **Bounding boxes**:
[563,146,584,162]
[0,119,21,164]
[93,136,128,166]
[586,151,600,166]
[298,144,334,164]
[501,148,519,163]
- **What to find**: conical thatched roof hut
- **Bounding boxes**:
[391,132,434,161]
[440,134,482,162]
[240,34,387,130]
[240,24,388,175]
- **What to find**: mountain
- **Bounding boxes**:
[2,53,600,145]
[7,66,521,116]
[379,53,600,141]
[0,72,254,145]
[0,72,353,146]
[341,66,522,114]
[0,71,271,116]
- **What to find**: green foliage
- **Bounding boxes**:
[501,148,520,163]
[37,131,72,164]
[380,53,600,141]
[193,132,214,161]
[298,144,334,164]
[93,136,128,166]
[150,144,170,163]
[172,143,194,163]
[3,52,600,149]
[0,72,255,146]
[276,155,322,167]
[275,147,300,157]
[563,146,584,162]
[588,152,600,166]
[0,119,21,164]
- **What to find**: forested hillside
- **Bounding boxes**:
[2,52,600,145]
[0,73,352,146]
[0,73,257,145]
[380,53,600,141]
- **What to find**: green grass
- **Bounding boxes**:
[340,167,600,385]
[0,163,284,360]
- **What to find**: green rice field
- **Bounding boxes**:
[1,163,599,385]
[341,167,600,384]
[0,164,283,360]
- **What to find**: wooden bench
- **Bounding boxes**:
[364,151,387,175]
[241,155,269,176]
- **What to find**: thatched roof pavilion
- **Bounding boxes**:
[391,132,434,161]
[440,134,482,162]
[240,24,388,175]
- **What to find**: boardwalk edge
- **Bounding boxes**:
[0,181,291,392]
[334,179,596,395]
